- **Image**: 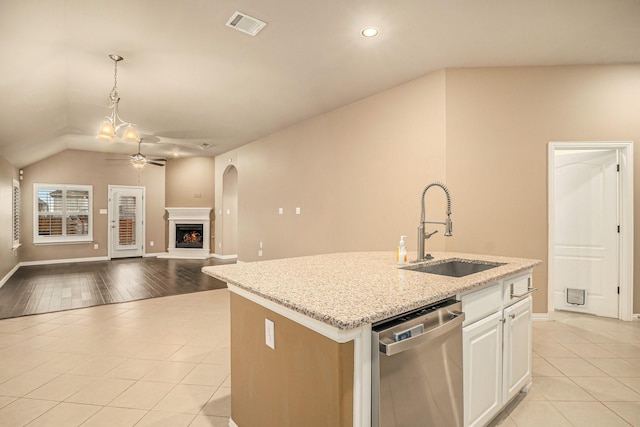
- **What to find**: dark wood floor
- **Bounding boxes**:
[0,257,234,319]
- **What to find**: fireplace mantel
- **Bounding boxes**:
[158,207,212,259]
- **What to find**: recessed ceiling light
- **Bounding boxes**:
[361,27,379,38]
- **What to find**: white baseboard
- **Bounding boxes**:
[633,314,640,321]
[211,253,238,260]
[228,418,238,427]
[19,256,110,267]
[0,263,20,289]
[144,252,164,258]
[532,312,550,321]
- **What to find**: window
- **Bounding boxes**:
[34,184,93,244]
[12,179,20,248]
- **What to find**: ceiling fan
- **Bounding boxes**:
[106,139,167,169]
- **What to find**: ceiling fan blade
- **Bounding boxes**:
[147,161,165,167]
[148,157,167,162]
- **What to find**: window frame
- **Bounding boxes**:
[33,183,93,244]
[12,179,20,249]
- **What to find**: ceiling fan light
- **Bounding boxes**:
[122,124,140,142]
[97,121,115,141]
[131,158,146,169]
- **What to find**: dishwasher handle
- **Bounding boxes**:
[379,310,465,356]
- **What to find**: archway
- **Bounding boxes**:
[222,165,238,257]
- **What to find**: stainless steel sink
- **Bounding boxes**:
[404,260,504,277]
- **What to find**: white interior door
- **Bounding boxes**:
[109,186,144,258]
[553,149,619,318]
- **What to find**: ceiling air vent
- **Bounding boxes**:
[226,11,267,36]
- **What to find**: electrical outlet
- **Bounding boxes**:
[258,249,263,257]
[278,207,284,215]
[265,319,275,349]
[150,241,154,247]
[296,207,301,214]
[93,243,99,250]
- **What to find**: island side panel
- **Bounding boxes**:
[230,292,354,427]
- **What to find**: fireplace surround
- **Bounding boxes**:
[159,207,212,259]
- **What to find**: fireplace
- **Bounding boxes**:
[176,224,204,248]
[158,207,212,259]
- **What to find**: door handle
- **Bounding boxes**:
[379,311,465,356]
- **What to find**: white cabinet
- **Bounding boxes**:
[503,297,532,403]
[463,310,503,427]
[461,272,533,427]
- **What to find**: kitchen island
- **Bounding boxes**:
[202,251,541,427]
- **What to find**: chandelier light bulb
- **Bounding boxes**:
[123,124,140,142]
[97,121,115,141]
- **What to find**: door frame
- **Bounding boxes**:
[547,141,634,321]
[108,185,146,259]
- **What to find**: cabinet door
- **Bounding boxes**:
[503,296,532,403]
[463,310,503,427]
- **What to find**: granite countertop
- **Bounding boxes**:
[202,251,541,330]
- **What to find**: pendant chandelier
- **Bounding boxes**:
[96,54,140,142]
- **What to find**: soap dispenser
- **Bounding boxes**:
[396,235,407,266]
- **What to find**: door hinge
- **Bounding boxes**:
[618,286,620,294]
[617,164,620,172]
[617,225,620,233]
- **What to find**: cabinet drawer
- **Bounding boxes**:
[460,282,502,326]
[503,273,534,306]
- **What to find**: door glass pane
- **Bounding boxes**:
[118,195,137,245]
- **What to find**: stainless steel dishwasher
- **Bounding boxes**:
[372,298,465,427]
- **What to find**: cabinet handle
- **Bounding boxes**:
[509,314,516,319]
[501,318,506,324]
[510,284,538,299]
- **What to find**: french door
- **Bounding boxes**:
[109,186,145,258]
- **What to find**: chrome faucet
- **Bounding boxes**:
[417,182,452,261]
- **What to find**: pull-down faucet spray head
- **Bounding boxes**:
[445,214,453,237]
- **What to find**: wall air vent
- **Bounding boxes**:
[226,11,267,36]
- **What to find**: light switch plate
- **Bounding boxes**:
[265,318,275,349]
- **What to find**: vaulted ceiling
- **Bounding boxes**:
[1,0,639,168]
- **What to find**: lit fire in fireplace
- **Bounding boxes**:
[175,224,204,249]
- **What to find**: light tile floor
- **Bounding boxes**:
[0,291,638,426]
[0,290,231,427]
[491,311,640,427]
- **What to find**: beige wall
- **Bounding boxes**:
[215,64,639,315]
[20,150,166,261]
[165,157,215,253]
[444,65,640,313]
[0,154,19,281]
[231,292,354,426]
[215,70,448,261]
[165,157,215,207]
